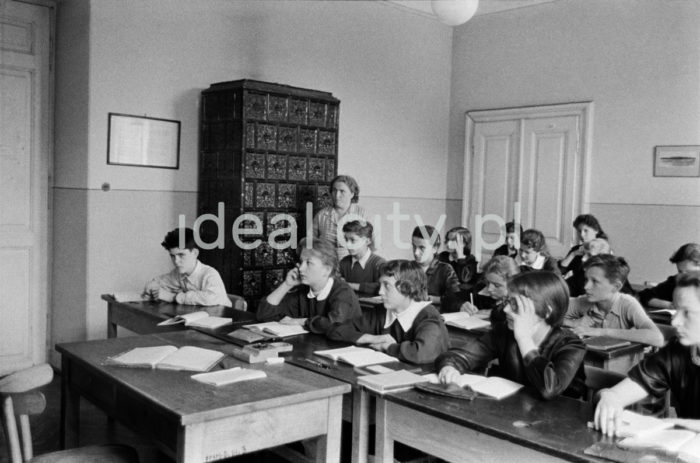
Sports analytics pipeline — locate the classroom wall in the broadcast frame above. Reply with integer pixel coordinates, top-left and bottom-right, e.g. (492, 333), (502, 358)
(52, 0), (452, 345)
(447, 0), (700, 284)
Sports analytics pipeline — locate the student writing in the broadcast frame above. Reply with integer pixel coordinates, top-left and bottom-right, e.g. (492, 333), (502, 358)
(564, 254), (664, 347)
(436, 271), (587, 400)
(142, 227), (231, 307)
(256, 238), (361, 337)
(594, 271), (700, 436)
(459, 256), (520, 331)
(331, 260), (450, 364)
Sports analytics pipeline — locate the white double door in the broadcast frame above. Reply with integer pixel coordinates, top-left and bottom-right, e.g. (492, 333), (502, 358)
(0, 0), (52, 374)
(464, 102), (593, 259)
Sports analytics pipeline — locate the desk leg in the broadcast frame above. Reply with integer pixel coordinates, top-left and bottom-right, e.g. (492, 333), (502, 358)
(374, 397), (394, 463)
(107, 303), (117, 338)
(314, 395), (343, 463)
(59, 359), (80, 449)
(351, 388), (370, 463)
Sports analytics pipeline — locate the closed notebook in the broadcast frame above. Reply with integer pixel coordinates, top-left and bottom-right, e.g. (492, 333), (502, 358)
(158, 311), (232, 329)
(244, 322), (309, 337)
(449, 373), (523, 400)
(108, 345), (225, 372)
(441, 312), (491, 331)
(191, 367), (267, 386)
(357, 369), (430, 393)
(314, 346), (398, 367)
(583, 336), (631, 351)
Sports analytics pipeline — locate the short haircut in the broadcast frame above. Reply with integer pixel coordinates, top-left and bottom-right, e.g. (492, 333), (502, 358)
(161, 228), (196, 251)
(445, 226), (472, 255)
(573, 214), (608, 240)
(298, 238), (339, 277)
(583, 254), (630, 284)
(670, 243), (700, 265)
(482, 255), (520, 279)
(330, 174), (360, 203)
(412, 225), (441, 249)
(583, 238), (610, 255)
(342, 220), (375, 250)
(508, 271), (570, 327)
(676, 271), (700, 293)
(521, 229), (548, 254)
(505, 221), (524, 236)
(381, 260), (428, 302)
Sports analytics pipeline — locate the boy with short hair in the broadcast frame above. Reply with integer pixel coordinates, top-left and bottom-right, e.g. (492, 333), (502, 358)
(564, 254), (663, 347)
(339, 220), (386, 297)
(411, 225), (461, 312)
(331, 260), (450, 364)
(595, 271), (700, 436)
(143, 228), (231, 307)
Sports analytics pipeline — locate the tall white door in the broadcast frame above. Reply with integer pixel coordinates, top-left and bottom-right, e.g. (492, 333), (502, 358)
(464, 103), (593, 261)
(0, 1), (51, 374)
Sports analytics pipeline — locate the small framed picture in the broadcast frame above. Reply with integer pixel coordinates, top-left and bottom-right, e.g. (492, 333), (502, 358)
(107, 113), (180, 169)
(653, 146), (700, 177)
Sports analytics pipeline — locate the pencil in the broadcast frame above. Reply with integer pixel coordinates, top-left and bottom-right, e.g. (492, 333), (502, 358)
(470, 293), (474, 306)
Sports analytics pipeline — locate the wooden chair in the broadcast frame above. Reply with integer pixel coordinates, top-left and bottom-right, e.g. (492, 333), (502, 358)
(1, 364), (139, 463)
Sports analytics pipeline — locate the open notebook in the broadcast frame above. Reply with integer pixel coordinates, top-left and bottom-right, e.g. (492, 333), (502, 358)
(157, 311), (232, 329)
(314, 346), (398, 367)
(107, 345), (225, 372)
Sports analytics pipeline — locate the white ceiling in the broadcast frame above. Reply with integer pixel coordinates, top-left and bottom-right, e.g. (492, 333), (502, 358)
(386, 0), (560, 19)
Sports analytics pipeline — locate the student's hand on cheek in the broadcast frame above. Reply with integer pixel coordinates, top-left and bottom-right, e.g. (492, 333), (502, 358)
(284, 267), (301, 287)
(438, 366), (461, 385)
(511, 295), (540, 342)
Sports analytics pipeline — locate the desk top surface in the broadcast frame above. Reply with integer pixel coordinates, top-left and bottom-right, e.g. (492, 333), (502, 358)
(382, 386), (605, 463)
(56, 330), (350, 426)
(102, 295), (257, 324)
(281, 334), (432, 385)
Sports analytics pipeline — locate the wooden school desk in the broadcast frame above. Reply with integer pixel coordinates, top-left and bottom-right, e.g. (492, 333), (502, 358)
(281, 332), (432, 463)
(102, 294), (256, 338)
(447, 324), (646, 374)
(57, 330), (350, 463)
(373, 387), (605, 463)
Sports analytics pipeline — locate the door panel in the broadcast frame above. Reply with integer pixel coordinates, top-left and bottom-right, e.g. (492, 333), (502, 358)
(469, 120), (519, 246)
(466, 104), (592, 262)
(0, 1), (51, 374)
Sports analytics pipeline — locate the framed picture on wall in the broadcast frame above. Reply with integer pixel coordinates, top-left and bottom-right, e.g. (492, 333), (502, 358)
(107, 113), (181, 169)
(653, 146), (700, 177)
